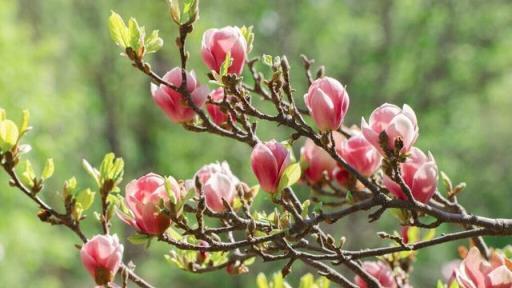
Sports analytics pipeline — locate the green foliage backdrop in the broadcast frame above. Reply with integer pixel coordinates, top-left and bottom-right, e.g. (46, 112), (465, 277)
(1, 0), (512, 287)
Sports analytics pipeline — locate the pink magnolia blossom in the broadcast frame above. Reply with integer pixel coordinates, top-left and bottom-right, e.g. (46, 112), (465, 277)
(304, 77), (350, 131)
(354, 261), (397, 288)
(151, 67), (208, 123)
(80, 234), (123, 285)
(337, 133), (382, 178)
(118, 173), (181, 235)
(201, 26), (247, 75)
(194, 161), (240, 212)
(207, 88), (232, 126)
(383, 147), (438, 204)
(251, 140), (291, 193)
(453, 247), (512, 288)
(300, 139), (337, 184)
(361, 103), (418, 155)
(333, 165), (352, 187)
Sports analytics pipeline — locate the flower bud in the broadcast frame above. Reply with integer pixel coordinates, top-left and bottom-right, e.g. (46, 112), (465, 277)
(383, 147), (438, 204)
(201, 27), (247, 75)
(333, 165), (352, 188)
(354, 261), (396, 288)
(337, 133), (381, 178)
(300, 133), (345, 185)
(304, 77), (349, 131)
(194, 161), (239, 212)
(118, 173), (181, 235)
(251, 140), (291, 193)
(151, 67), (208, 123)
(361, 103), (418, 155)
(80, 234), (123, 286)
(207, 88), (233, 126)
(453, 247), (512, 288)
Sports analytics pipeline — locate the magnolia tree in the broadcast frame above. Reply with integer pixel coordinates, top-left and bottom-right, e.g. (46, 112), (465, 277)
(2, 1), (512, 287)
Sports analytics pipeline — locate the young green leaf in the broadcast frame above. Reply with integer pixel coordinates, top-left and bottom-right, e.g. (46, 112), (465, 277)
(41, 158), (55, 180)
(220, 52), (232, 76)
(0, 119), (19, 152)
(127, 18), (142, 50)
(168, 0), (181, 24)
(21, 160), (35, 188)
(75, 189), (95, 210)
(20, 110), (30, 134)
(299, 274), (314, 288)
(262, 54), (273, 67)
(108, 11), (129, 48)
(145, 30), (164, 54)
(128, 234), (152, 245)
(256, 273), (269, 288)
(277, 162), (302, 192)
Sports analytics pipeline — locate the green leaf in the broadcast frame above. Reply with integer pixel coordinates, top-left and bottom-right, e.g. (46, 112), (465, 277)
(168, 0), (181, 24)
(145, 30), (163, 54)
(239, 26), (254, 53)
(277, 162), (301, 192)
(167, 227), (183, 241)
(128, 234), (151, 245)
(299, 274), (314, 288)
(41, 158), (54, 180)
(243, 257), (256, 266)
(183, 0), (194, 14)
(440, 171), (453, 193)
(64, 177), (78, 196)
(165, 177), (178, 205)
(256, 273), (269, 288)
(21, 160), (35, 188)
(82, 159), (100, 186)
(20, 110), (30, 134)
(100, 153), (115, 179)
(127, 18), (142, 50)
(262, 54), (273, 67)
(301, 200), (310, 218)
(449, 280), (460, 288)
(272, 273), (286, 288)
(422, 228), (436, 241)
(316, 277), (330, 288)
(436, 280), (445, 288)
(0, 119), (19, 151)
(75, 189), (95, 210)
(220, 52), (232, 76)
(108, 11), (129, 48)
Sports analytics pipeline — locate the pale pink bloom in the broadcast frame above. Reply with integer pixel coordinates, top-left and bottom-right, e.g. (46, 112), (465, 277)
(194, 161), (239, 212)
(151, 67), (208, 123)
(80, 234), (123, 285)
(453, 247), (512, 288)
(361, 103), (418, 155)
(207, 88), (232, 126)
(201, 26), (247, 75)
(354, 261), (397, 288)
(304, 77), (350, 131)
(300, 139), (337, 184)
(383, 147), (438, 204)
(117, 173), (181, 235)
(337, 133), (382, 177)
(251, 140), (291, 193)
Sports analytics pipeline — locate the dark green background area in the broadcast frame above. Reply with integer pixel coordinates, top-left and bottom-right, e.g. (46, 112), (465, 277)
(1, 0), (511, 287)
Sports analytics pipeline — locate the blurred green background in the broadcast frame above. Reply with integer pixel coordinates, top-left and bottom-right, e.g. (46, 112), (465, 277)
(1, 0), (512, 287)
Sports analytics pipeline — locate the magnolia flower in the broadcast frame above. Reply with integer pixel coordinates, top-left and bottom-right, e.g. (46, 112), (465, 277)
(117, 173), (181, 235)
(201, 26), (247, 75)
(251, 140), (291, 193)
(206, 88), (234, 126)
(304, 77), (350, 131)
(194, 161), (239, 212)
(362, 103), (418, 155)
(354, 261), (397, 288)
(337, 133), (382, 178)
(452, 247), (512, 288)
(80, 234), (123, 285)
(383, 147), (438, 204)
(151, 67), (208, 123)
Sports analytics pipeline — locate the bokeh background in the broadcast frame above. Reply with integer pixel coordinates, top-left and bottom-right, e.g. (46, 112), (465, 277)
(1, 0), (512, 287)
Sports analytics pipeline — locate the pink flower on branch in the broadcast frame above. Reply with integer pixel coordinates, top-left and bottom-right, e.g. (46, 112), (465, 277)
(383, 147), (438, 204)
(304, 77), (350, 131)
(207, 88), (234, 126)
(361, 103), (418, 156)
(452, 247), (512, 288)
(251, 140), (292, 193)
(201, 26), (247, 75)
(193, 161), (239, 212)
(117, 173), (181, 235)
(151, 67), (208, 123)
(354, 261), (397, 288)
(80, 234), (124, 286)
(337, 133), (382, 178)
